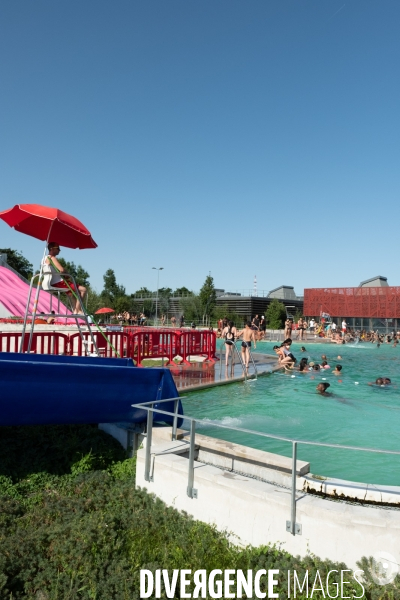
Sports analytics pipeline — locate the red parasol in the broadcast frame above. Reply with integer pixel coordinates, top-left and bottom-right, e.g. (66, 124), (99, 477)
(0, 204), (97, 249)
(95, 307), (115, 314)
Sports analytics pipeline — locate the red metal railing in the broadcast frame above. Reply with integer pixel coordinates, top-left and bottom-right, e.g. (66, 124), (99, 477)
(0, 331), (69, 354)
(69, 331), (129, 358)
(0, 328), (218, 364)
(180, 330), (217, 365)
(130, 329), (181, 366)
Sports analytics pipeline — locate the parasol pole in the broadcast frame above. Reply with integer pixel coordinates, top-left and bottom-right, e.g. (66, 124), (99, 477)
(26, 223), (54, 352)
(20, 243), (48, 353)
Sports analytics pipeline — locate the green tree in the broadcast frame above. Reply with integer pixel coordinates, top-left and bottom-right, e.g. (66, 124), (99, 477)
(213, 305), (243, 327)
(293, 308), (303, 322)
(86, 288), (103, 316)
(179, 295), (203, 323)
(58, 258), (90, 287)
(114, 295), (132, 314)
(0, 248), (33, 279)
(199, 275), (216, 322)
(132, 287), (152, 297)
(266, 299), (287, 329)
(130, 297), (154, 316)
(158, 287), (172, 297)
(173, 286), (193, 297)
(101, 269), (126, 304)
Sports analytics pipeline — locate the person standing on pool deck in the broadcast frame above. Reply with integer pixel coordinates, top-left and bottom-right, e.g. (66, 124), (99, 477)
(221, 320), (238, 366)
(296, 317), (305, 340)
(237, 322), (256, 369)
(284, 318), (293, 339)
(309, 318), (315, 335)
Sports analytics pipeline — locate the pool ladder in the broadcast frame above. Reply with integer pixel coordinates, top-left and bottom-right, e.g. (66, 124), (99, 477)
(219, 341), (258, 381)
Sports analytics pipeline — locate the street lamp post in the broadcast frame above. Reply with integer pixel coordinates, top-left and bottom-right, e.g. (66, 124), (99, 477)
(152, 267), (164, 327)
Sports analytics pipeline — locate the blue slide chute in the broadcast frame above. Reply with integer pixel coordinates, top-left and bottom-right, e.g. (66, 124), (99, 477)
(0, 352), (183, 427)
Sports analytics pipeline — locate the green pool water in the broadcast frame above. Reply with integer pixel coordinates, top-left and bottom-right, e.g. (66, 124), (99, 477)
(182, 341), (400, 486)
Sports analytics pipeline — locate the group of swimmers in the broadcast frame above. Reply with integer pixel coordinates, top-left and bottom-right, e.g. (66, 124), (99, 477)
(273, 343), (395, 397)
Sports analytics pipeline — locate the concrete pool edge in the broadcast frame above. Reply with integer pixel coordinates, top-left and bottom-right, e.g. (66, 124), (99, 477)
(135, 429), (400, 569)
(171, 352), (281, 393)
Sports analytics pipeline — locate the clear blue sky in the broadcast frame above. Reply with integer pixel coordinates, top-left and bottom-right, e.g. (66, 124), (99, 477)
(1, 1), (399, 295)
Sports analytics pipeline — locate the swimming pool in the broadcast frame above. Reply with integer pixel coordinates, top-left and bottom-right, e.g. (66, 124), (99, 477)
(182, 341), (400, 486)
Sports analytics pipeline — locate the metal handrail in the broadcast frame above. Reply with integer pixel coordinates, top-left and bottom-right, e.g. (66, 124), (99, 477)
(133, 400), (400, 538)
(134, 402), (400, 456)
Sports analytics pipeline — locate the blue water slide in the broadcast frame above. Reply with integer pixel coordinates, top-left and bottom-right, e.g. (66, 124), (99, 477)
(0, 352), (183, 427)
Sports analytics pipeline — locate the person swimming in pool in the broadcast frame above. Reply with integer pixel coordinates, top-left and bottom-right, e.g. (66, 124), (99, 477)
(367, 378), (390, 386)
(320, 360), (331, 369)
(332, 364), (342, 375)
(316, 382), (331, 396)
(298, 357), (308, 372)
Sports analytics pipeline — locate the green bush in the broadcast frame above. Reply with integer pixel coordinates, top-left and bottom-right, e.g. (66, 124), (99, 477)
(0, 425), (398, 599)
(266, 299), (287, 329)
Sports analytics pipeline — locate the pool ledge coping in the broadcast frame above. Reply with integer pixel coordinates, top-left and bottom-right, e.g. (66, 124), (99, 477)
(147, 427), (400, 506)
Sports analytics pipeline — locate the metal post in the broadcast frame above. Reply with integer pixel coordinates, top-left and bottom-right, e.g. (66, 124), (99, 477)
(187, 420), (197, 498)
(286, 441), (301, 535)
(172, 398), (179, 440)
(20, 275), (37, 352)
(152, 267), (164, 327)
(291, 441), (297, 534)
(144, 404), (154, 482)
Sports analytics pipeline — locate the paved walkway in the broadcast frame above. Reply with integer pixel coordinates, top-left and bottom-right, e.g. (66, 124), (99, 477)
(168, 352), (279, 392)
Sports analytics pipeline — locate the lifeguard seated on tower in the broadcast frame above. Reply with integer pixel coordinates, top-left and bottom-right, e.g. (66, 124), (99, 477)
(42, 242), (87, 314)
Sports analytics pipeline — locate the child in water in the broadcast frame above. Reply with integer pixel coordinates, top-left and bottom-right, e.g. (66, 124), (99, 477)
(316, 382), (331, 396)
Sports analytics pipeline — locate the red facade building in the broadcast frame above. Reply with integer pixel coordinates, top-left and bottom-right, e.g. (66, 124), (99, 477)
(304, 286), (400, 319)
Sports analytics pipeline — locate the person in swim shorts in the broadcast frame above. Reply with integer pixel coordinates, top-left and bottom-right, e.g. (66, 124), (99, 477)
(237, 321), (256, 369)
(43, 242), (87, 314)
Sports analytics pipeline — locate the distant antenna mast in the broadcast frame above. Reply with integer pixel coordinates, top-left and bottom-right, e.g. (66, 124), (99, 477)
(253, 275), (258, 297)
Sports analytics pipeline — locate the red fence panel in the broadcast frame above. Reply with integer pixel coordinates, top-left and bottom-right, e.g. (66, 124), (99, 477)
(69, 331), (129, 358)
(179, 330), (217, 365)
(129, 330), (181, 366)
(0, 332), (69, 354)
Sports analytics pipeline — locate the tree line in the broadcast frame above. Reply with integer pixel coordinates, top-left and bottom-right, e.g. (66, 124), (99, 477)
(1, 248), (290, 327)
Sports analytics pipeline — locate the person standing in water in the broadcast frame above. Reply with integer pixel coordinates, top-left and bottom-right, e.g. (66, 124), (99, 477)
(237, 321), (256, 369)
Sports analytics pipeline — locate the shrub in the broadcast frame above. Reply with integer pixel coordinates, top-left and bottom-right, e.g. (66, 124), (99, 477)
(0, 425), (398, 599)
